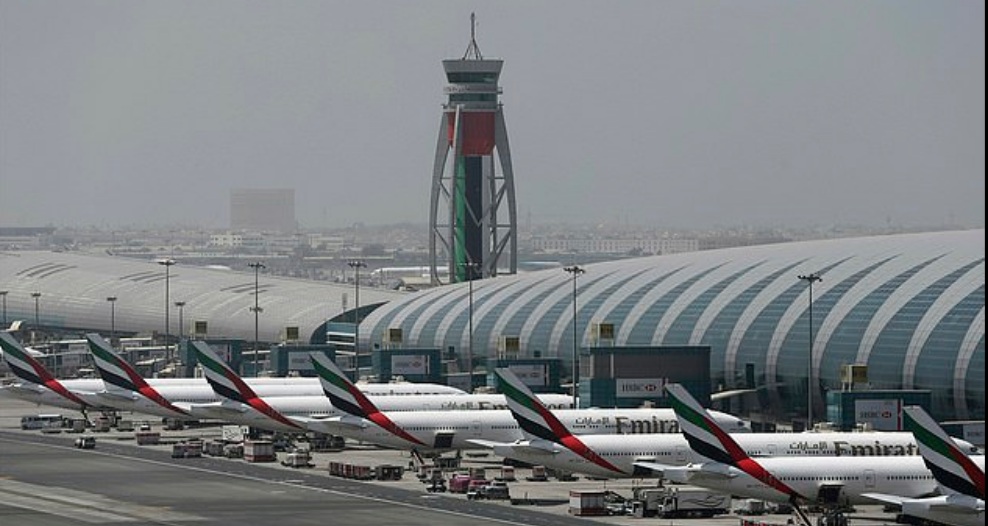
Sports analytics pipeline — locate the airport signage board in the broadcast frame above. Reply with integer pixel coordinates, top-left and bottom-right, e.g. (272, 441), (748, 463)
(391, 354), (430, 375)
(615, 377), (670, 398)
(854, 398), (902, 431)
(288, 352), (314, 372)
(506, 364), (549, 387)
(62, 352), (83, 367)
(961, 423), (985, 446)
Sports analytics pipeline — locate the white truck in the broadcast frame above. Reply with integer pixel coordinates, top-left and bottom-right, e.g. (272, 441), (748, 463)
(633, 485), (730, 519)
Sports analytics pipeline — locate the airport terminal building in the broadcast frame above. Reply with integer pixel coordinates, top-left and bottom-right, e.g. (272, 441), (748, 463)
(359, 229), (984, 423)
(1, 229), (983, 423)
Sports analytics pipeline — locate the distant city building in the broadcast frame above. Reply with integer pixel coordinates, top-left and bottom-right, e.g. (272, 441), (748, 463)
(530, 237), (699, 255)
(230, 189), (296, 232)
(0, 227), (56, 249)
(209, 232), (265, 250)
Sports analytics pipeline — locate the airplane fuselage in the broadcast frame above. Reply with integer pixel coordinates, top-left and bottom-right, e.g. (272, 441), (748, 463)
(16, 377), (472, 418)
(663, 456), (987, 506)
(491, 432), (978, 479)
(186, 392), (575, 432)
(302, 408), (750, 452)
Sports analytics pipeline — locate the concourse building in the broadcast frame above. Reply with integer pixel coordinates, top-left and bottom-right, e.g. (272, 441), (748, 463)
(359, 229), (984, 424)
(1, 228), (983, 425)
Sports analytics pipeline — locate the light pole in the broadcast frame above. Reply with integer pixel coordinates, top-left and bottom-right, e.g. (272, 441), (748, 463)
(248, 261), (265, 377)
(563, 265), (585, 408)
(798, 272), (822, 430)
(348, 259), (366, 380)
(0, 290), (7, 327)
(31, 292), (41, 345)
(158, 259), (176, 369)
(174, 301), (186, 341)
(106, 296), (117, 345)
(460, 261), (480, 390)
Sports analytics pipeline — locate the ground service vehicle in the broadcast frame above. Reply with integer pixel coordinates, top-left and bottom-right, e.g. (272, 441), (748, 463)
(20, 414), (64, 430)
(653, 486), (731, 518)
(74, 436), (96, 449)
(478, 481), (511, 500)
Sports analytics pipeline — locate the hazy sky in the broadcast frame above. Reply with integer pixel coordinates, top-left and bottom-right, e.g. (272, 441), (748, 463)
(1, 1), (984, 231)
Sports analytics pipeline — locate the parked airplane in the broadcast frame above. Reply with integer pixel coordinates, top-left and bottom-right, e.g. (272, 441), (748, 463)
(82, 333), (470, 419)
(302, 353), (751, 452)
(863, 406), (985, 526)
(186, 340), (573, 432)
(1, 332), (325, 413)
(639, 384), (977, 526)
(1, 331), (104, 411)
(471, 368), (976, 479)
(2, 331), (465, 417)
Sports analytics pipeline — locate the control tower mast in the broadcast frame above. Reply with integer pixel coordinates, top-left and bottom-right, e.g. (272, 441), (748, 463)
(429, 14), (517, 285)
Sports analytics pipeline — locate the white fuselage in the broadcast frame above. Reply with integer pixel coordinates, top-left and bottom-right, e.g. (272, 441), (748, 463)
(302, 408), (750, 451)
(5, 377), (466, 417)
(186, 392), (575, 431)
(87, 380), (484, 420)
(663, 455), (987, 506)
(0, 381), (102, 411)
(490, 432), (977, 479)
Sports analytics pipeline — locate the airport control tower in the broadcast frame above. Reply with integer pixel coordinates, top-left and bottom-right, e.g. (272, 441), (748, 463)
(429, 14), (517, 285)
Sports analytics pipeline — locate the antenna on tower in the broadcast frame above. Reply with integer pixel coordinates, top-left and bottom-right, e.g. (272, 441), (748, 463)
(462, 12), (483, 60)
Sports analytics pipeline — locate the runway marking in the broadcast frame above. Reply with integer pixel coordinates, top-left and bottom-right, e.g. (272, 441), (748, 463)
(0, 478), (204, 524)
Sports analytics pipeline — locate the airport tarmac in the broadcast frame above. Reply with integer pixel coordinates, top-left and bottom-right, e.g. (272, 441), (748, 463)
(0, 397), (904, 526)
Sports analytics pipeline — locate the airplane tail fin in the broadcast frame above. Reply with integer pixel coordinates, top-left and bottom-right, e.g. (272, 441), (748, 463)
(86, 333), (147, 392)
(85, 333), (188, 416)
(666, 383), (803, 500)
(666, 383), (748, 466)
(310, 352), (378, 419)
(192, 341), (300, 430)
(190, 341), (256, 404)
(0, 331), (88, 407)
(309, 352), (425, 446)
(903, 406), (985, 500)
(0, 331), (51, 386)
(495, 367), (573, 443)
(496, 367), (625, 475)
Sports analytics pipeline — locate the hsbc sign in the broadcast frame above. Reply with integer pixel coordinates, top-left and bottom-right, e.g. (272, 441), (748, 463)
(392, 354), (430, 375)
(507, 364), (549, 387)
(854, 399), (902, 431)
(616, 378), (670, 398)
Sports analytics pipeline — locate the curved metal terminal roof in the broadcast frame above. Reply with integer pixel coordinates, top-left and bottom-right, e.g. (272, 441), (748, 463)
(0, 251), (407, 344)
(360, 229), (985, 421)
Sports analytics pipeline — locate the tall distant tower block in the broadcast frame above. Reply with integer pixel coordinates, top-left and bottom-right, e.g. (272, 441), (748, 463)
(429, 14), (517, 285)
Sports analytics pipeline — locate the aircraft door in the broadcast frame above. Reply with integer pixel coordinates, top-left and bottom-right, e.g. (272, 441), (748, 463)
(864, 469), (876, 489)
(674, 445), (689, 463)
(471, 419), (482, 437)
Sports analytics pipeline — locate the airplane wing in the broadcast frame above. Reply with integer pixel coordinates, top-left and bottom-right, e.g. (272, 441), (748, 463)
(297, 415), (367, 435)
(467, 439), (503, 449)
(169, 401), (196, 414)
(632, 460), (683, 477)
(183, 402), (250, 420)
(633, 461), (737, 483)
(187, 400), (249, 417)
(467, 438), (560, 456)
(863, 493), (984, 514)
(862, 492), (907, 507)
(929, 495), (984, 513)
(3, 383), (46, 396)
(95, 390), (139, 402)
